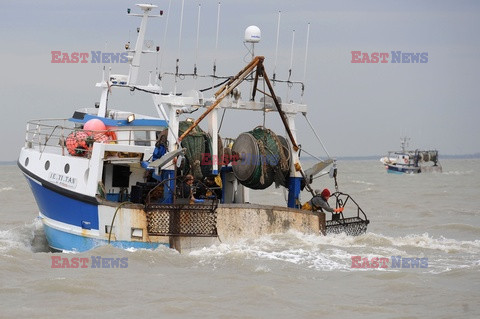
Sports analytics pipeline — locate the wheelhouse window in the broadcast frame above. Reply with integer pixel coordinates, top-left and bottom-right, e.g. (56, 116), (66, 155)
(133, 130), (150, 146)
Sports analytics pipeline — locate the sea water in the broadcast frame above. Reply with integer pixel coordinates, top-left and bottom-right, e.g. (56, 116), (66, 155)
(1, 159), (479, 318)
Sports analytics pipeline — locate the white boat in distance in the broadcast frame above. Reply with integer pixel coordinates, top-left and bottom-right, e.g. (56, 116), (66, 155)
(380, 137), (442, 174)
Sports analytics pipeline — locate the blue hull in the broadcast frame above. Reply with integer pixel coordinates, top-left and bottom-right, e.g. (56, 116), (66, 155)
(22, 170), (166, 252)
(386, 164), (420, 174)
(43, 223), (164, 252)
(386, 169), (404, 175)
(26, 174), (100, 230)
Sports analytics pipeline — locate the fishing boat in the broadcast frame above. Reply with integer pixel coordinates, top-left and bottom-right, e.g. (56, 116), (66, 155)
(17, 4), (369, 252)
(380, 137), (442, 174)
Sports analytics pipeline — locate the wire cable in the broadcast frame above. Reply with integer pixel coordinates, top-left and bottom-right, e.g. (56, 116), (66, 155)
(302, 112), (331, 158)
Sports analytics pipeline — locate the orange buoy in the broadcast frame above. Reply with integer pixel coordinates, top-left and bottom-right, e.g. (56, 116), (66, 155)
(66, 131), (90, 156)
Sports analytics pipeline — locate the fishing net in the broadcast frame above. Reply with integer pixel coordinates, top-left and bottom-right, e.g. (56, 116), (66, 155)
(325, 217), (369, 236)
(234, 127), (290, 189)
(324, 192), (370, 236)
(178, 121), (223, 180)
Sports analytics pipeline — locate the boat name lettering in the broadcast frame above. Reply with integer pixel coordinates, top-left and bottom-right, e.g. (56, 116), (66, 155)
(48, 172), (77, 189)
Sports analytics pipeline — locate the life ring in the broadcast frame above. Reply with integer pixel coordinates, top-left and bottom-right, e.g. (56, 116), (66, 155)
(404, 158), (408, 164)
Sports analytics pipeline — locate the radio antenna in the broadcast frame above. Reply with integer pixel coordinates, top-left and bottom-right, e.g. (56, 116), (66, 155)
(301, 22), (310, 102)
(287, 29), (295, 102)
(174, 0), (185, 95)
(158, 0), (172, 83)
(273, 11), (281, 83)
(194, 3), (201, 81)
(212, 2), (221, 89)
(288, 29), (295, 82)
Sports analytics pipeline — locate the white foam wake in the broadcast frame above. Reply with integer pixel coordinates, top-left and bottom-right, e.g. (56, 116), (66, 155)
(0, 217), (45, 255)
(188, 230), (480, 272)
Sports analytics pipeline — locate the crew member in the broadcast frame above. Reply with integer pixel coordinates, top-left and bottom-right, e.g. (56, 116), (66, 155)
(178, 174), (195, 200)
(302, 188), (343, 213)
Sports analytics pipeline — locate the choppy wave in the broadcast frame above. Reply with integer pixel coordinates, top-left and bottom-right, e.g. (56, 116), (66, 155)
(428, 223), (480, 234)
(2, 218), (479, 274)
(0, 217), (48, 255)
(189, 231), (480, 273)
(442, 170), (474, 176)
(350, 180), (374, 186)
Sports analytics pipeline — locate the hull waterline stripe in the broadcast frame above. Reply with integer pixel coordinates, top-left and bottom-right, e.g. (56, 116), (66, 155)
(43, 223), (164, 252)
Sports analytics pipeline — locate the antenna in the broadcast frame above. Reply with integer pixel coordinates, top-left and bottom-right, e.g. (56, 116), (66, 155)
(273, 11), (281, 83)
(103, 40), (108, 73)
(194, 4), (201, 79)
(126, 4), (160, 86)
(212, 1), (221, 90)
(174, 0), (185, 94)
(301, 22), (310, 102)
(286, 29), (295, 102)
(288, 29), (295, 82)
(158, 0), (172, 83)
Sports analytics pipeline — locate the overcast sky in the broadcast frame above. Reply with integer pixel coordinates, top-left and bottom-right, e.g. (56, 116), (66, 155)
(1, 0), (479, 162)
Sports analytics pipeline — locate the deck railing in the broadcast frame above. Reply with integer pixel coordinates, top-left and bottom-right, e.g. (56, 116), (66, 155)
(24, 119), (161, 158)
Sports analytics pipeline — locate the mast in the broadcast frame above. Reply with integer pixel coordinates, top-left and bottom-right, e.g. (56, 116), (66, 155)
(95, 4), (161, 118)
(400, 136), (410, 153)
(128, 4), (162, 86)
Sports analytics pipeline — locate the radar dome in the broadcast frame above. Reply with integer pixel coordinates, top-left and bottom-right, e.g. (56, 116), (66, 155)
(244, 25), (261, 43)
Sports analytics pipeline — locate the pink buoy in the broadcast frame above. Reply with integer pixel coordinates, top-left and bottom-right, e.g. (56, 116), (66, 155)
(84, 119), (106, 132)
